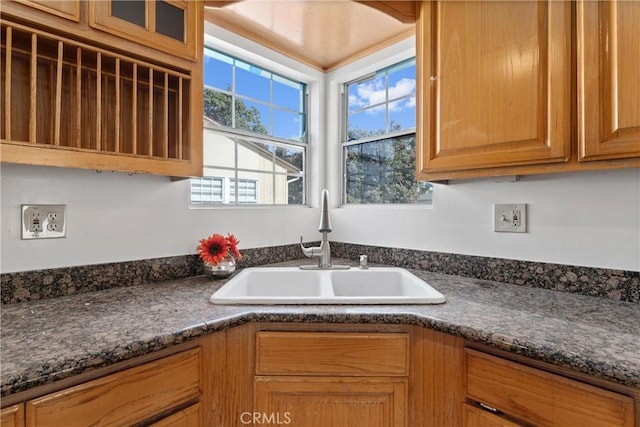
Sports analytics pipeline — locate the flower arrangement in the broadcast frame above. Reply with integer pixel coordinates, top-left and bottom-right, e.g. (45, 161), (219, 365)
(197, 233), (242, 265)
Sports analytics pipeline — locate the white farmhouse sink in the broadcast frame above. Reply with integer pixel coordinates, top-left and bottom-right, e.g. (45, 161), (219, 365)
(209, 267), (445, 305)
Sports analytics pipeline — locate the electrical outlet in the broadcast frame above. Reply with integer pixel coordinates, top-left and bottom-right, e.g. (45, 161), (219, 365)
(494, 203), (527, 233)
(21, 205), (66, 239)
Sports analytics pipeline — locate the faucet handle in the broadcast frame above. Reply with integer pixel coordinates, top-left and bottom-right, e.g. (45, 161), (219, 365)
(300, 235), (318, 258)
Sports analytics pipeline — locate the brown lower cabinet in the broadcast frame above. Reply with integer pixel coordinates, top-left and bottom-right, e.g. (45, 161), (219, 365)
(2, 324), (638, 426)
(0, 404), (25, 427)
(464, 348), (636, 427)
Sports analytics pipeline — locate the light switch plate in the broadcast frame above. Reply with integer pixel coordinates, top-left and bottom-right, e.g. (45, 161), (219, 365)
(21, 205), (66, 239)
(494, 203), (527, 233)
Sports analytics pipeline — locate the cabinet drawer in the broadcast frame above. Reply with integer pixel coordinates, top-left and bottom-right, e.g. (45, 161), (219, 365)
(463, 403), (521, 427)
(26, 348), (201, 427)
(256, 332), (409, 376)
(465, 349), (634, 426)
(151, 402), (201, 427)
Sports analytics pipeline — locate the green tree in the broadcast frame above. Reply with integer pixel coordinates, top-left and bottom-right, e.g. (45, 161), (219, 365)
(203, 88), (267, 135)
(346, 122), (429, 204)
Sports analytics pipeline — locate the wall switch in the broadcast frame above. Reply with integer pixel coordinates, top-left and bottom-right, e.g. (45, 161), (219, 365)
(494, 203), (527, 233)
(21, 205), (66, 239)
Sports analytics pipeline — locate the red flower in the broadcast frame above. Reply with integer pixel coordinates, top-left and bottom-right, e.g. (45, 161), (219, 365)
(197, 233), (242, 264)
(227, 233), (243, 260)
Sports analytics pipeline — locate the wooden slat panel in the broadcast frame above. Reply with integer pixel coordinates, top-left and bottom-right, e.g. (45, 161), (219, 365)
(29, 33), (36, 143)
(164, 72), (169, 158)
(4, 26), (12, 140)
(465, 349), (634, 427)
(178, 76), (183, 159)
(132, 62), (138, 155)
(256, 332), (409, 376)
(53, 40), (63, 146)
(95, 52), (101, 151)
(26, 348), (201, 427)
(0, 17), (200, 177)
(114, 57), (120, 153)
(148, 68), (154, 156)
(75, 46), (81, 148)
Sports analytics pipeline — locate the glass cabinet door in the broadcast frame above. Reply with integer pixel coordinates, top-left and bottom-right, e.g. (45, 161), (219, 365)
(89, 0), (197, 61)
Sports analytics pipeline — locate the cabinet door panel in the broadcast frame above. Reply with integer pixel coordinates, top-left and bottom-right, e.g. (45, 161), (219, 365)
(256, 332), (409, 376)
(417, 1), (571, 174)
(577, 0), (640, 161)
(1, 404), (25, 427)
(465, 349), (634, 427)
(11, 0), (80, 22)
(89, 0), (198, 61)
(255, 376), (407, 427)
(26, 349), (201, 427)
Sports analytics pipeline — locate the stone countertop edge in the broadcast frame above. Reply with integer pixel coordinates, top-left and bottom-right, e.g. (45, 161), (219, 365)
(1, 259), (639, 397)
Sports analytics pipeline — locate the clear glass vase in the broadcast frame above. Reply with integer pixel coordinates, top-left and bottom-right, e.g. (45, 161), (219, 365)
(203, 253), (236, 278)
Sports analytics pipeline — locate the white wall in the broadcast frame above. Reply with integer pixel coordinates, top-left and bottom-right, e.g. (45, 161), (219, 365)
(2, 30), (639, 273)
(330, 169), (640, 270)
(0, 163), (321, 273)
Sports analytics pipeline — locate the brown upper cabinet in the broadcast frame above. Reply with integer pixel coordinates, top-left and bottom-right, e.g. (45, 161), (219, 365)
(11, 0), (81, 22)
(416, 0), (639, 181)
(89, 0), (199, 62)
(577, 0), (640, 162)
(1, 0), (203, 178)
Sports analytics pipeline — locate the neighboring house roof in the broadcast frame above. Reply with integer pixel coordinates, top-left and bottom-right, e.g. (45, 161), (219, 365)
(203, 115), (302, 174)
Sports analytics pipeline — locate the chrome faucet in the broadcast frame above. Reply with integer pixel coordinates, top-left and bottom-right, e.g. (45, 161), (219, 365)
(300, 189), (350, 270)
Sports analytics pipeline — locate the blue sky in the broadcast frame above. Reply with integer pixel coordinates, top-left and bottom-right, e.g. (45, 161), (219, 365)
(204, 48), (416, 142)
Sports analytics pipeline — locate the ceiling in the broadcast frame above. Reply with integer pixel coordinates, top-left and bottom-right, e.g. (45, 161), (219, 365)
(203, 1), (416, 72)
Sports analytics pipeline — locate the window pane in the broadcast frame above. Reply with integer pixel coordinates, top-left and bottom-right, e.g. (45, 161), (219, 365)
(204, 88), (232, 127)
(273, 76), (302, 111)
(348, 107), (386, 141)
(204, 50), (232, 91)
(235, 98), (269, 134)
(190, 177), (223, 204)
(273, 109), (303, 141)
(237, 171), (274, 204)
(235, 62), (270, 101)
(275, 145), (304, 171)
(156, 1), (184, 41)
(203, 129), (235, 169)
(388, 97), (416, 132)
(345, 135), (430, 204)
(237, 139), (273, 172)
(286, 175), (305, 205)
(388, 61), (416, 100)
(112, 0), (145, 28)
(230, 178), (258, 204)
(348, 74), (385, 112)
(199, 49), (307, 206)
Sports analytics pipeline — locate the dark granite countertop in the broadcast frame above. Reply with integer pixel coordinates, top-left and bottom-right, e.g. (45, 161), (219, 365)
(2, 259), (639, 397)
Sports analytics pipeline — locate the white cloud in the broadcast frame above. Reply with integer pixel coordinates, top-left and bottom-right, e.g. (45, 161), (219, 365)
(350, 78), (416, 114)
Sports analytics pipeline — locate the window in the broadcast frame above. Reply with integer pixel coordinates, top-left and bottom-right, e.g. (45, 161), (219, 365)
(342, 58), (432, 204)
(191, 48), (307, 205)
(191, 177), (224, 204)
(230, 179), (257, 204)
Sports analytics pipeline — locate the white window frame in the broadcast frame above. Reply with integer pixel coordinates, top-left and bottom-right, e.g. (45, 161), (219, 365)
(339, 57), (432, 206)
(191, 23), (325, 209)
